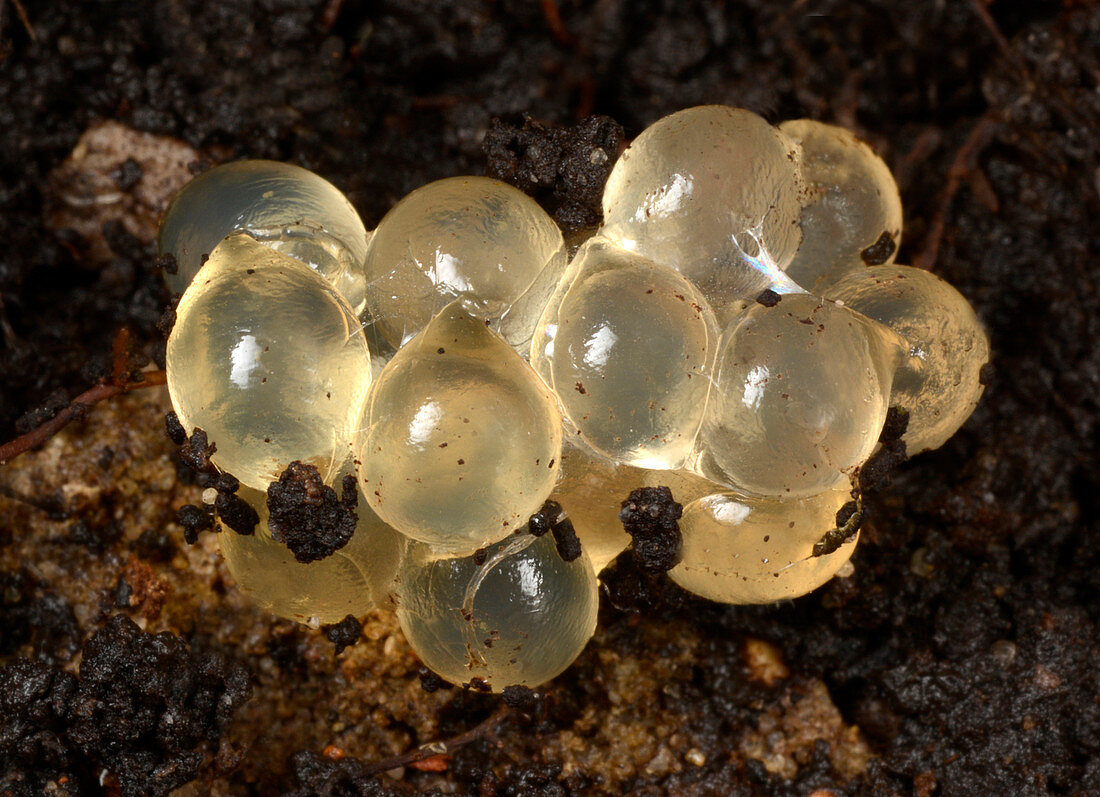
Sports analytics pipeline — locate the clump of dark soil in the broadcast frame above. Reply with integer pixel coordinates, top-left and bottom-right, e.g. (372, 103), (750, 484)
(323, 614), (363, 656)
(618, 486), (683, 575)
(267, 463), (358, 563)
(484, 114), (624, 229)
(0, 615), (251, 797)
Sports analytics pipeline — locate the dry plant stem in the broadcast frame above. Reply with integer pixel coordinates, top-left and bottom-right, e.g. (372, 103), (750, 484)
(0, 371), (167, 465)
(7, 0), (36, 41)
(540, 0), (574, 47)
(914, 112), (1000, 271)
(360, 707), (510, 777)
(318, 0), (344, 34)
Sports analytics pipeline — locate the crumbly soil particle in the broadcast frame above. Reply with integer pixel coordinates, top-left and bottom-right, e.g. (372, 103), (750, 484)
(323, 615), (364, 657)
(266, 463), (357, 563)
(619, 486), (684, 575)
(2, 2), (1099, 795)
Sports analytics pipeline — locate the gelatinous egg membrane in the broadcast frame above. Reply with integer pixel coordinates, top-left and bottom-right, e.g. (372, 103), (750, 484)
(694, 293), (902, 498)
(221, 483), (406, 625)
(396, 532), (598, 689)
(671, 487), (857, 604)
(827, 264), (989, 454)
(779, 119), (902, 293)
(167, 233), (372, 491)
(158, 160), (370, 312)
(363, 176), (566, 352)
(535, 238), (718, 471)
(601, 105), (806, 323)
(357, 303), (562, 555)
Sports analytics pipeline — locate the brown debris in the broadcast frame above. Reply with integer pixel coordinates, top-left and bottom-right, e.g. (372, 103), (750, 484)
(619, 486), (683, 575)
(120, 556), (171, 621)
(266, 463), (357, 563)
(859, 230), (898, 265)
(322, 615), (362, 656)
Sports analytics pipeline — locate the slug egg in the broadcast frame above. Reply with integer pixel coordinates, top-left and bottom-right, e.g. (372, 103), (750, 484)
(396, 531), (598, 690)
(363, 176), (567, 351)
(357, 303), (562, 554)
(552, 437), (646, 572)
(600, 105), (805, 321)
(827, 265), (990, 453)
(167, 233), (372, 490)
(694, 293), (901, 497)
(220, 485), (406, 624)
(671, 487), (858, 604)
(535, 238), (719, 470)
(551, 445), (732, 574)
(779, 119), (903, 292)
(158, 159), (370, 311)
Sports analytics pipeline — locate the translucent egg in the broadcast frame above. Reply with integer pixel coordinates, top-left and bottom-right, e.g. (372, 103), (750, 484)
(357, 302), (562, 554)
(550, 444), (731, 573)
(553, 437), (647, 572)
(827, 265), (990, 453)
(396, 532), (598, 690)
(220, 485), (406, 624)
(536, 238), (719, 470)
(600, 106), (805, 320)
(362, 176), (567, 350)
(670, 487), (857, 604)
(779, 119), (903, 292)
(167, 233), (373, 490)
(158, 160), (371, 311)
(694, 293), (900, 497)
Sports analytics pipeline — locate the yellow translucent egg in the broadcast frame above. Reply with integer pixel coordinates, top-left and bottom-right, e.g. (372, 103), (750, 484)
(695, 293), (900, 497)
(600, 106), (805, 320)
(158, 160), (370, 311)
(362, 176), (567, 350)
(167, 233), (373, 490)
(779, 119), (903, 292)
(220, 485), (406, 624)
(551, 445), (731, 573)
(357, 302), (562, 554)
(552, 437), (647, 572)
(670, 487), (858, 604)
(536, 238), (719, 470)
(827, 265), (990, 453)
(396, 532), (598, 690)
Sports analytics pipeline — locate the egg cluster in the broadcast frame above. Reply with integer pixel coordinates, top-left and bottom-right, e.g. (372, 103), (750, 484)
(161, 106), (989, 690)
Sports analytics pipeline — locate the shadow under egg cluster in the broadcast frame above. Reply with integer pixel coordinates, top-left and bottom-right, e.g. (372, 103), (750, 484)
(160, 106), (990, 691)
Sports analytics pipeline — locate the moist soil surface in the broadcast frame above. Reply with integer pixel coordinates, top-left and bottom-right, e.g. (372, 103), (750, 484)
(2, 2), (1099, 795)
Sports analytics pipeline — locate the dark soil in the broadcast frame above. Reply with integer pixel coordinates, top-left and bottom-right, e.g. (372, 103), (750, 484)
(2, 1), (1099, 795)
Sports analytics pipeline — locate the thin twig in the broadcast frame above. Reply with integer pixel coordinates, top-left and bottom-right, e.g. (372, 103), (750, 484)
(0, 371), (167, 465)
(111, 327), (132, 384)
(969, 0), (1016, 67)
(10, 0), (35, 41)
(914, 113), (1000, 272)
(0, 484), (69, 517)
(318, 0), (344, 35)
(360, 707), (509, 777)
(540, 0), (574, 47)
